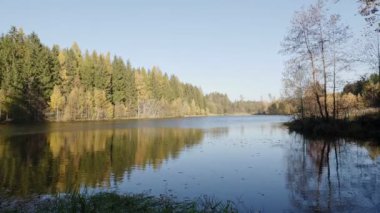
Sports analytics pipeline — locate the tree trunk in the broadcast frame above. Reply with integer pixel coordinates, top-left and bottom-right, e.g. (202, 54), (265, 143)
(333, 75), (336, 120)
(300, 95), (304, 119)
(309, 50), (325, 119)
(315, 90), (325, 119)
(306, 35), (325, 119)
(333, 49), (337, 120)
(113, 104), (115, 119)
(336, 96), (339, 119)
(377, 32), (380, 90)
(321, 39), (330, 121)
(137, 99), (140, 118)
(56, 106), (59, 121)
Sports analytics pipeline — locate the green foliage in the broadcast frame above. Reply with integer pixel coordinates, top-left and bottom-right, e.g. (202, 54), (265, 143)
(206, 92), (232, 114)
(267, 102), (289, 115)
(0, 27), (60, 122)
(111, 57), (128, 104)
(343, 74), (380, 107)
(286, 112), (380, 141)
(0, 27), (281, 122)
(0, 27), (227, 122)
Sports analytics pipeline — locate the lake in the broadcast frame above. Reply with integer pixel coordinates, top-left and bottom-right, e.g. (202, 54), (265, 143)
(0, 116), (379, 212)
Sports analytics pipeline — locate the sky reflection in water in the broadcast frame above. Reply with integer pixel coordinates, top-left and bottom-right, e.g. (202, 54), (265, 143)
(0, 116), (379, 212)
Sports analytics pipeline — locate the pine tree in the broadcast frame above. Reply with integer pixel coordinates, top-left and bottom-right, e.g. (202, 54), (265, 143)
(80, 51), (95, 90)
(112, 57), (127, 104)
(125, 61), (137, 116)
(0, 27), (236, 122)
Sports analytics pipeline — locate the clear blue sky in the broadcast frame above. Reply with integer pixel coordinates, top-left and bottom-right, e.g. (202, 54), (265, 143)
(0, 0), (365, 101)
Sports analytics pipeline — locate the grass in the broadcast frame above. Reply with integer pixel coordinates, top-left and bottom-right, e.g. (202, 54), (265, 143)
(285, 112), (380, 141)
(0, 192), (239, 213)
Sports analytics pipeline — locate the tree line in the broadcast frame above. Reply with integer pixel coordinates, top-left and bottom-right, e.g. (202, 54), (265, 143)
(0, 27), (291, 122)
(0, 27), (214, 122)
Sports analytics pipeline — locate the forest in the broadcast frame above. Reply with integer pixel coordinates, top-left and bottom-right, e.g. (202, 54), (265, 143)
(2, 1), (379, 124)
(1, 1), (380, 212)
(0, 27), (292, 122)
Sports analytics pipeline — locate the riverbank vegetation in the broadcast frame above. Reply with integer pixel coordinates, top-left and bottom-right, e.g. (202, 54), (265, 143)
(281, 0), (380, 140)
(286, 112), (380, 140)
(0, 192), (237, 213)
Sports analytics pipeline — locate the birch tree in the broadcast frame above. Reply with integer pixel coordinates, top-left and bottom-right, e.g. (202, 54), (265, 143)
(281, 1), (351, 120)
(280, 2), (325, 119)
(50, 86), (65, 121)
(283, 59), (309, 119)
(326, 14), (351, 119)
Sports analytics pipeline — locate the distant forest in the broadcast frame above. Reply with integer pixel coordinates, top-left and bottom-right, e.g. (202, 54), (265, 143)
(0, 27), (292, 122)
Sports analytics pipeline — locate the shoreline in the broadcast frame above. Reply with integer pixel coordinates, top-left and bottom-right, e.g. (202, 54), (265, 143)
(0, 113), (289, 125)
(285, 113), (380, 141)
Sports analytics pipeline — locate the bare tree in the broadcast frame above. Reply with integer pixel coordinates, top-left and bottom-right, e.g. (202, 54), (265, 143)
(280, 3), (325, 119)
(360, 27), (380, 78)
(357, 0), (380, 79)
(281, 1), (352, 120)
(333, 0), (379, 27)
(358, 0), (380, 28)
(326, 15), (352, 119)
(314, 2), (331, 120)
(283, 58), (310, 119)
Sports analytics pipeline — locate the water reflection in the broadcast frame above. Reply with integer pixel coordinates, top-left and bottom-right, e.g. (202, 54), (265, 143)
(0, 127), (205, 196)
(0, 116), (379, 212)
(205, 127), (229, 138)
(286, 134), (380, 212)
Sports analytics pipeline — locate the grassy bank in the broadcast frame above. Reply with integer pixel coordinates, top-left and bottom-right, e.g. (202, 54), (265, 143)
(285, 113), (380, 141)
(0, 192), (238, 213)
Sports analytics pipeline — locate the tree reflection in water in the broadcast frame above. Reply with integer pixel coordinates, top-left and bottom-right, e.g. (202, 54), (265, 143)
(286, 134), (380, 212)
(0, 127), (206, 196)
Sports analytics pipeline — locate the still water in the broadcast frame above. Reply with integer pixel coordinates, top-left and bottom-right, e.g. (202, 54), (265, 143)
(0, 116), (379, 212)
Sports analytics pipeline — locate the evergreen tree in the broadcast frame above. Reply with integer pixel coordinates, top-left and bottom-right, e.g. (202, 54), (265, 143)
(0, 27), (264, 122)
(80, 51), (95, 90)
(112, 56), (127, 104)
(125, 61), (137, 116)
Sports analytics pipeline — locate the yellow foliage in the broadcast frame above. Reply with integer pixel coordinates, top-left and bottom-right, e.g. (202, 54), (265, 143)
(50, 86), (65, 111)
(94, 89), (110, 119)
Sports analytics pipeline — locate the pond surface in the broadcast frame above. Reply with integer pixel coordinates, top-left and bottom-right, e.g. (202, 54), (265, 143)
(0, 116), (380, 212)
